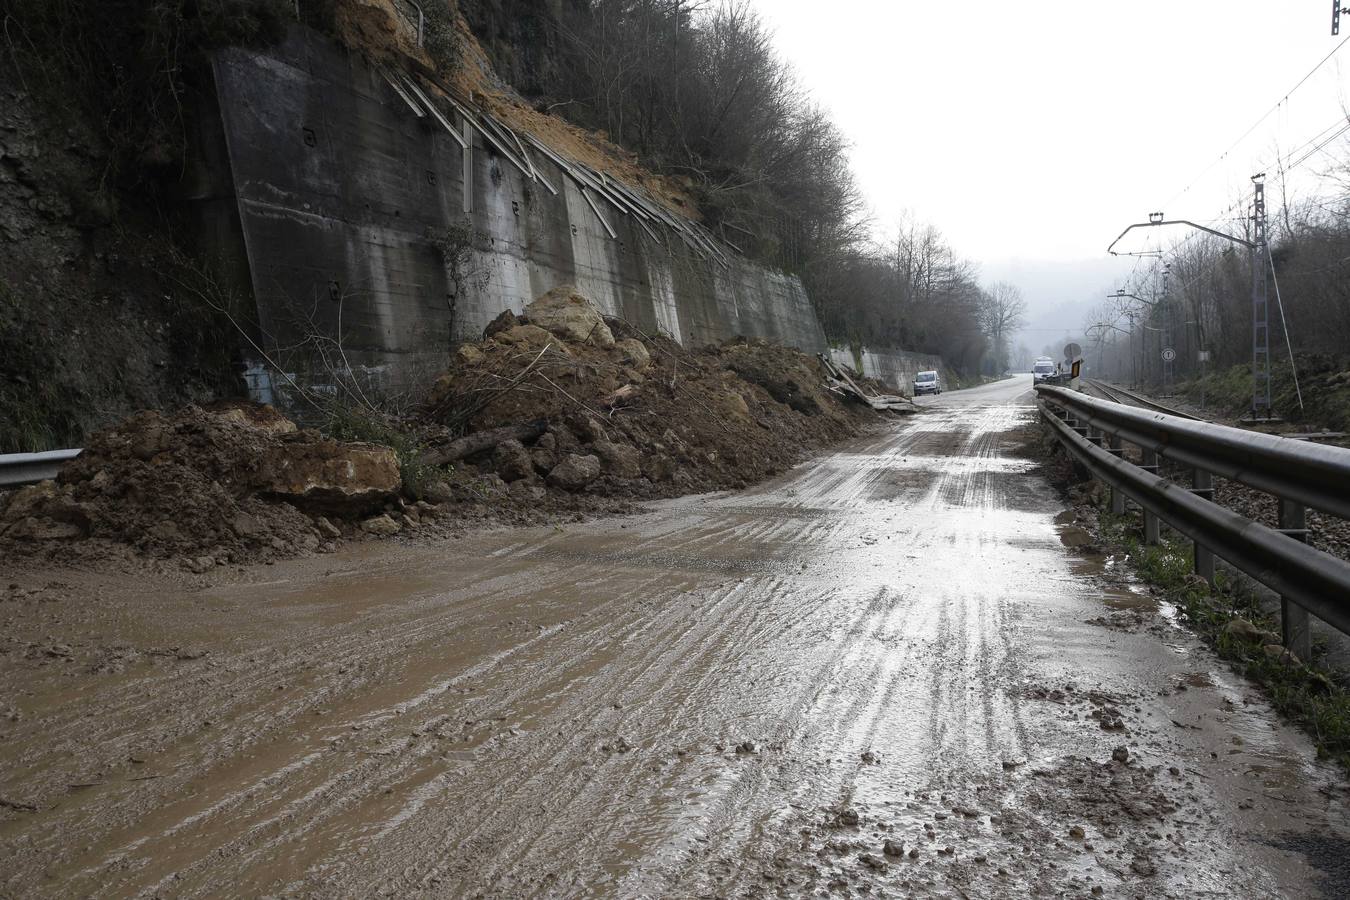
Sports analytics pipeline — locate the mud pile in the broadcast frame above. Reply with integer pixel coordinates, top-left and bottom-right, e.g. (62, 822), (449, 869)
(0, 403), (402, 565)
(422, 286), (885, 501)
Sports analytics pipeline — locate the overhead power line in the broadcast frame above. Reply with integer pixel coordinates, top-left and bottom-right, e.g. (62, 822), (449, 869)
(1161, 33), (1350, 209)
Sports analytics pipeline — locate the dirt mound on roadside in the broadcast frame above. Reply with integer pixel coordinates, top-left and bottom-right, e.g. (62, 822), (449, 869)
(422, 287), (888, 500)
(0, 403), (402, 566)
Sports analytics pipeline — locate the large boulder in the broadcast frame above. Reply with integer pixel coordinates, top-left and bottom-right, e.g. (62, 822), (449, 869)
(258, 436), (401, 515)
(524, 286), (615, 348)
(547, 453), (603, 491)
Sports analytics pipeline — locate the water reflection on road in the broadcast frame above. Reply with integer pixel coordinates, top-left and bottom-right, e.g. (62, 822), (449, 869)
(3, 377), (1349, 897)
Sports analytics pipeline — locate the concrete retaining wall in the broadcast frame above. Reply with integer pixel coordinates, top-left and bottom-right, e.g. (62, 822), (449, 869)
(828, 348), (946, 396)
(208, 28), (828, 403)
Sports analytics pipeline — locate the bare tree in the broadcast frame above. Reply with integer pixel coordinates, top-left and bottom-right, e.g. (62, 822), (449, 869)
(978, 282), (1027, 374)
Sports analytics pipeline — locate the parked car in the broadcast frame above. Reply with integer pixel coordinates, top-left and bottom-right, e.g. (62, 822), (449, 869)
(913, 370), (941, 395)
(1032, 357), (1056, 384)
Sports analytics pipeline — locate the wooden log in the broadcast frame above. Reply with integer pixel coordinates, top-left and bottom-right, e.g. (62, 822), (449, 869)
(420, 421), (548, 468)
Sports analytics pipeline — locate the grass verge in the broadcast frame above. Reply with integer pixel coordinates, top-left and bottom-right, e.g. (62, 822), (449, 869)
(1091, 506), (1350, 772)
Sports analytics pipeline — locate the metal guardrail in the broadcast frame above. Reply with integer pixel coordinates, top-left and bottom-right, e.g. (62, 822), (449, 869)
(1036, 384), (1350, 659)
(0, 449), (81, 488)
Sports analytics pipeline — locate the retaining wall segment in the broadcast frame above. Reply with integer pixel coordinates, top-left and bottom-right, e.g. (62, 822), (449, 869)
(208, 27), (829, 404)
(828, 348), (946, 396)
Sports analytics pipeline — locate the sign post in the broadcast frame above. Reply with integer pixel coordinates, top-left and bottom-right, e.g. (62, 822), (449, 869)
(1065, 342), (1084, 391)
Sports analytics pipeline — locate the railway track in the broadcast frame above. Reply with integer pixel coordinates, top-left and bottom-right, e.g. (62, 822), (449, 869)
(1084, 379), (1201, 420)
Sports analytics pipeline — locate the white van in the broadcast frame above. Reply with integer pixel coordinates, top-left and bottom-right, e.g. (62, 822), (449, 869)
(913, 370), (941, 395)
(1032, 358), (1056, 384)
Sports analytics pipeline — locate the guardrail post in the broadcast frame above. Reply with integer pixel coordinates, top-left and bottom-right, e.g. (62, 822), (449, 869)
(1106, 435), (1126, 515)
(1140, 448), (1160, 544)
(1192, 468), (1215, 584)
(1278, 499), (1312, 661)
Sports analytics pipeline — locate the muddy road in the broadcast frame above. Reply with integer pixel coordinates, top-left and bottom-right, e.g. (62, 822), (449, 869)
(3, 376), (1349, 897)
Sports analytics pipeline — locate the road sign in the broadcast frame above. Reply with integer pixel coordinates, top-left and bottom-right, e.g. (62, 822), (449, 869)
(1064, 342), (1082, 361)
(1162, 348), (1177, 362)
(1198, 350), (1211, 363)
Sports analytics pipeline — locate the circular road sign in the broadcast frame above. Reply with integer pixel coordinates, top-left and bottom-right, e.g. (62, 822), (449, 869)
(1161, 348), (1177, 362)
(1064, 342), (1082, 361)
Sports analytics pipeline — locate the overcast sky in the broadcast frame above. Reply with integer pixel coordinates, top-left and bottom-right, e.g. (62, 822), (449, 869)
(749, 1), (1349, 343)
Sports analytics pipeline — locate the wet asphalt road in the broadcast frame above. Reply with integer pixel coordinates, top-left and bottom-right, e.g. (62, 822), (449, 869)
(3, 376), (1350, 897)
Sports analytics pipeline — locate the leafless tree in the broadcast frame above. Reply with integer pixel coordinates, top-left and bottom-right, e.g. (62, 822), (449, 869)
(978, 282), (1027, 373)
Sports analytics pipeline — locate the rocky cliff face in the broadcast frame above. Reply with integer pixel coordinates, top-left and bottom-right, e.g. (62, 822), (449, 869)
(0, 57), (242, 453)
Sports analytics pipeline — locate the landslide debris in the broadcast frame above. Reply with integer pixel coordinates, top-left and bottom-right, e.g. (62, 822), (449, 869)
(0, 402), (401, 565)
(421, 285), (886, 500)
(1, 288), (897, 569)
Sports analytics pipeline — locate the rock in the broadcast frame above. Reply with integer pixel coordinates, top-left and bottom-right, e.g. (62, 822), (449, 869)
(839, 808), (860, 827)
(420, 479), (455, 505)
(861, 750), (881, 764)
(1112, 745), (1130, 764)
(493, 439), (535, 482)
(530, 448), (557, 474)
(360, 514), (402, 536)
(492, 323), (559, 351)
(858, 852), (886, 871)
(717, 389), (752, 421)
(523, 285), (615, 347)
(591, 441), (642, 479)
(455, 343), (485, 366)
(1068, 825), (1085, 840)
(231, 511), (263, 538)
(259, 440), (400, 516)
(547, 454), (602, 491)
(482, 308), (518, 339)
(614, 337), (651, 371)
(882, 839), (905, 857)
(1130, 855), (1156, 877)
(1262, 643), (1303, 667)
(570, 415), (608, 445)
(313, 516), (342, 540)
(548, 424), (581, 454)
(535, 432), (557, 453)
(2, 480), (57, 521)
(187, 556), (215, 574)
(642, 453), (676, 483)
(1222, 618), (1265, 643)
(602, 736), (633, 753)
(400, 514), (418, 530)
(736, 740), (758, 754)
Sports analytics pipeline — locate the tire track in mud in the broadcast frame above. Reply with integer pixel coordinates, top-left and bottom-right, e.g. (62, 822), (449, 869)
(10, 381), (1343, 898)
